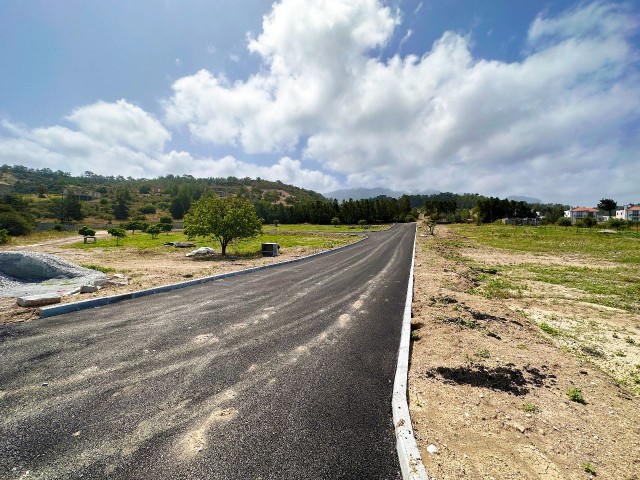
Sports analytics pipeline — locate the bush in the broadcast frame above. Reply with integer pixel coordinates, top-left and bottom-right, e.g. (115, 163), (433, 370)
(0, 229), (10, 245)
(78, 225), (96, 237)
(51, 224), (64, 231)
(0, 211), (33, 236)
(159, 215), (173, 224)
(139, 204), (156, 214)
(557, 217), (572, 228)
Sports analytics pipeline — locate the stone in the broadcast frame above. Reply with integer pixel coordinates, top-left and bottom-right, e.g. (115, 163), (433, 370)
(80, 285), (99, 293)
(16, 293), (61, 307)
(426, 444), (438, 454)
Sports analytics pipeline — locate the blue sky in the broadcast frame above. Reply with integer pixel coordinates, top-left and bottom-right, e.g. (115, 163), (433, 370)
(1, 0), (638, 205)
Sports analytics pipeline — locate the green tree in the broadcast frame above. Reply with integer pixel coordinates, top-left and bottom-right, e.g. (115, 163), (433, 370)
(107, 227), (126, 245)
(169, 184), (193, 219)
(112, 187), (132, 220)
(124, 220), (148, 235)
(597, 198), (617, 218)
(145, 224), (162, 239)
(183, 195), (262, 255)
(159, 222), (173, 235)
(331, 216), (340, 227)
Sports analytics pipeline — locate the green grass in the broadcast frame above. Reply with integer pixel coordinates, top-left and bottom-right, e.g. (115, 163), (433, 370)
(65, 230), (356, 256)
(539, 322), (560, 336)
(522, 402), (538, 413)
(450, 224), (640, 264)
(80, 264), (116, 273)
(447, 224), (640, 313)
(476, 277), (523, 299)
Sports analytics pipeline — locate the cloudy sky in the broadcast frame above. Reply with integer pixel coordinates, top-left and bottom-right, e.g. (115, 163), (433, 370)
(1, 0), (638, 205)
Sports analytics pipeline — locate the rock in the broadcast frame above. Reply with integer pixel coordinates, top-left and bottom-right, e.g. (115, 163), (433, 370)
(513, 422), (526, 433)
(80, 285), (99, 294)
(93, 278), (110, 287)
(186, 247), (216, 257)
(426, 444), (438, 454)
(16, 293), (61, 307)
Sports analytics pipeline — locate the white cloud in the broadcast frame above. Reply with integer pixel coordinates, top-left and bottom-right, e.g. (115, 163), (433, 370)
(162, 0), (640, 203)
(0, 100), (339, 192)
(66, 100), (171, 153)
(163, 154), (341, 192)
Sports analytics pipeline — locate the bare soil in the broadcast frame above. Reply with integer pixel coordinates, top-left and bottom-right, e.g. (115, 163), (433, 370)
(409, 224), (640, 479)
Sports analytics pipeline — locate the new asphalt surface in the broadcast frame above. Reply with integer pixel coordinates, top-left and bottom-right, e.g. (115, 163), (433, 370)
(0, 223), (416, 479)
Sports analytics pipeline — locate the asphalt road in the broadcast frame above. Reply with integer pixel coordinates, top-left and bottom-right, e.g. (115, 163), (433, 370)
(0, 223), (416, 479)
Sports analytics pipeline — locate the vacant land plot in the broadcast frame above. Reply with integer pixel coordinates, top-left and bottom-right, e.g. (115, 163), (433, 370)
(409, 223), (639, 479)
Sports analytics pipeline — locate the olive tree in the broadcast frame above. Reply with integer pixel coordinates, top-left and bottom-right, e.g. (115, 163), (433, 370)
(107, 227), (126, 245)
(183, 195), (262, 255)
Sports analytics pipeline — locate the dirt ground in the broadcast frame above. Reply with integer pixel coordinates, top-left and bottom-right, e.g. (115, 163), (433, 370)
(3, 226), (639, 478)
(409, 224), (640, 479)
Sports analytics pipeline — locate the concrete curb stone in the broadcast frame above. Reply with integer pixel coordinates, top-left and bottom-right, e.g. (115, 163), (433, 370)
(392, 226), (429, 479)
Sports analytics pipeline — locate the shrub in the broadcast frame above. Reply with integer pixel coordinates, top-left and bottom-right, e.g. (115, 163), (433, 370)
(78, 225), (96, 237)
(139, 204), (156, 214)
(0, 229), (10, 245)
(159, 215), (173, 224)
(51, 224), (64, 231)
(0, 211), (33, 236)
(568, 387), (585, 404)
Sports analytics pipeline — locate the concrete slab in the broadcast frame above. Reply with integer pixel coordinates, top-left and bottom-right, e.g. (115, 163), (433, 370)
(17, 293), (62, 307)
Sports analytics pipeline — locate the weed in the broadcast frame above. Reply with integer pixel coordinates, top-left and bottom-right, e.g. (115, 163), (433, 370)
(410, 331), (421, 341)
(475, 348), (490, 359)
(516, 344), (528, 350)
(445, 316), (477, 329)
(522, 402), (538, 413)
(583, 462), (596, 475)
(481, 278), (523, 299)
(625, 336), (637, 346)
(539, 322), (560, 336)
(568, 387), (586, 404)
(614, 350), (627, 357)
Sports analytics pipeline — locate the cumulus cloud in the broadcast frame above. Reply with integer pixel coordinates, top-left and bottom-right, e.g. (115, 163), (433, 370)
(0, 99), (339, 192)
(162, 0), (640, 203)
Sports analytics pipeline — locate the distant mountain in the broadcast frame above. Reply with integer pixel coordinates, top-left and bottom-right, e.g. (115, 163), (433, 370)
(507, 195), (542, 204)
(325, 187), (438, 202)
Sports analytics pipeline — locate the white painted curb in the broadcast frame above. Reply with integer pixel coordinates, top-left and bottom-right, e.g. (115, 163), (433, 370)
(40, 235), (367, 318)
(393, 226), (429, 479)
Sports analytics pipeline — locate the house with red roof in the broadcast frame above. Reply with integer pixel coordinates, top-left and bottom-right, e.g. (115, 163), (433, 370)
(616, 205), (640, 222)
(564, 206), (599, 224)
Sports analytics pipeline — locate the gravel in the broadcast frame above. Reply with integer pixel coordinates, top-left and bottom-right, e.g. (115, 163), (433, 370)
(0, 251), (108, 298)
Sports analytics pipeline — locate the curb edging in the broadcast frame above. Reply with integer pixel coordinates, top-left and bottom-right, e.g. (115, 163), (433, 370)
(393, 227), (429, 479)
(39, 235), (367, 318)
